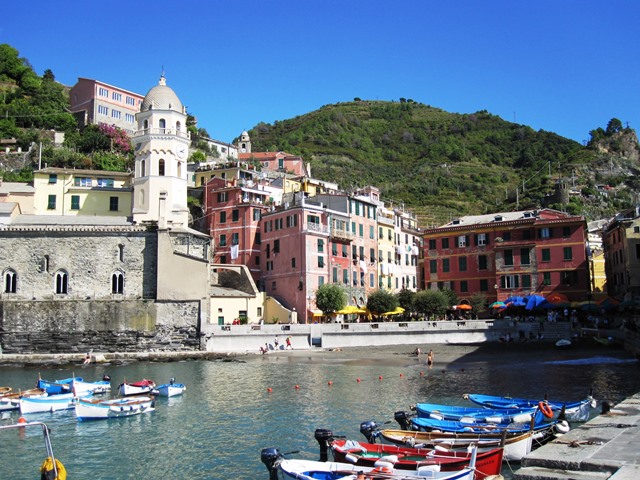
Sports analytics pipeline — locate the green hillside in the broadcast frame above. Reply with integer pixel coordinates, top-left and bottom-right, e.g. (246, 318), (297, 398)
(245, 100), (638, 225)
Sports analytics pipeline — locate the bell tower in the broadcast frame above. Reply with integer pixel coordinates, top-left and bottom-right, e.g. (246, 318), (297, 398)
(132, 75), (190, 229)
(238, 130), (251, 153)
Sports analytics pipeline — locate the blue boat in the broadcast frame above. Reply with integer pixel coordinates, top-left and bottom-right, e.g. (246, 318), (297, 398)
(36, 376), (82, 395)
(414, 402), (537, 423)
(463, 393), (596, 422)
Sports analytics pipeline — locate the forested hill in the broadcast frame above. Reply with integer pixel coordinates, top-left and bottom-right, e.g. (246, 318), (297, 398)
(245, 100), (639, 226)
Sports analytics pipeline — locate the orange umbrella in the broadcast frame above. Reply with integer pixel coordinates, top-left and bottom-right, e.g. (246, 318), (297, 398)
(456, 304), (473, 310)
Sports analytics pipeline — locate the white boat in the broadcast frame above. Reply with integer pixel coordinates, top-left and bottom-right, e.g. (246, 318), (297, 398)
(75, 395), (155, 420)
(0, 388), (46, 412)
(261, 446), (478, 480)
(118, 379), (156, 396)
(72, 378), (111, 396)
(156, 379), (186, 397)
(19, 392), (80, 414)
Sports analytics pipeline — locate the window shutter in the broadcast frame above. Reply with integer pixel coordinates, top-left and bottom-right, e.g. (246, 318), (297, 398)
(474, 234), (478, 246)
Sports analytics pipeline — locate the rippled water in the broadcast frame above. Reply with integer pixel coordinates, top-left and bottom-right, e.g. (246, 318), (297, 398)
(1, 343), (638, 479)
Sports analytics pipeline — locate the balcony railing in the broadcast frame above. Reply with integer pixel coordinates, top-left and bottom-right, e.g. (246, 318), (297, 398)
(132, 128), (190, 140)
(331, 228), (354, 241)
(306, 223), (329, 234)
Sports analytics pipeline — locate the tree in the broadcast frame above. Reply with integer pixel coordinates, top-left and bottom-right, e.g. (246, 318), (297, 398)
(315, 284), (346, 315)
(366, 290), (399, 319)
(469, 292), (488, 314)
(414, 290), (448, 317)
(441, 288), (458, 308)
(606, 118), (623, 136)
(396, 288), (415, 313)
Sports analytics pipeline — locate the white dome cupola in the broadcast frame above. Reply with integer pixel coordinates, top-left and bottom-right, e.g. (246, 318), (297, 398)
(132, 74), (190, 229)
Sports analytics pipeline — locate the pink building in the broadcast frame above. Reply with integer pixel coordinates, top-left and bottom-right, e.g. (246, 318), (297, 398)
(238, 151), (307, 177)
(69, 78), (143, 135)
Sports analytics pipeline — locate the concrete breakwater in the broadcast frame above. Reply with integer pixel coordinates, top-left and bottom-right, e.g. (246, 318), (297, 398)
(514, 392), (640, 480)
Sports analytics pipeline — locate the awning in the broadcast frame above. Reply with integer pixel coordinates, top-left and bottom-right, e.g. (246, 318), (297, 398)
(382, 307), (405, 316)
(308, 309), (324, 317)
(336, 305), (368, 315)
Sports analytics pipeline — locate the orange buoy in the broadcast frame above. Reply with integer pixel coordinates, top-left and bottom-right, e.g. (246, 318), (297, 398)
(400, 373), (404, 377)
(267, 387), (273, 393)
(379, 375), (383, 381)
(420, 371), (424, 376)
(356, 378), (361, 383)
(294, 385), (300, 390)
(538, 401), (554, 418)
(18, 416), (27, 425)
(328, 381), (333, 386)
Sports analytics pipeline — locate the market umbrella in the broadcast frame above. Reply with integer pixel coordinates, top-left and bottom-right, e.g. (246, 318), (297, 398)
(456, 304), (473, 310)
(382, 306), (405, 316)
(490, 301), (506, 309)
(505, 296), (526, 307)
(525, 294), (549, 311)
(336, 305), (368, 315)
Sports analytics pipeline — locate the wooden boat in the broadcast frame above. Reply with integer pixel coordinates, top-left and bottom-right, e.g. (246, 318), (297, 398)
(0, 387), (11, 396)
(366, 426), (544, 462)
(72, 378), (111, 396)
(0, 388), (46, 412)
(19, 392), (80, 414)
(156, 378), (186, 397)
(414, 402), (536, 423)
(36, 376), (81, 395)
(410, 410), (559, 435)
(118, 379), (157, 397)
(75, 395), (155, 420)
(330, 439), (503, 478)
(261, 446), (478, 480)
(464, 393), (596, 422)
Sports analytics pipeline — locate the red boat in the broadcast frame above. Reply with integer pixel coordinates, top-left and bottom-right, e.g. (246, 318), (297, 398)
(330, 438), (503, 479)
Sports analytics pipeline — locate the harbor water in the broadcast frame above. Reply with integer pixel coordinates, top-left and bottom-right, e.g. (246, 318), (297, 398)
(1, 342), (639, 479)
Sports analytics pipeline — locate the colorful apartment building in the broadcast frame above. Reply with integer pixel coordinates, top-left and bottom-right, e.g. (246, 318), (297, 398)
(238, 151), (307, 177)
(422, 209), (589, 303)
(33, 168), (132, 216)
(394, 207), (421, 291)
(69, 78), (143, 135)
(603, 207), (640, 301)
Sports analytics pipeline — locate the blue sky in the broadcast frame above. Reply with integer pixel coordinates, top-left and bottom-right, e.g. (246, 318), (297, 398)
(2, 1), (639, 145)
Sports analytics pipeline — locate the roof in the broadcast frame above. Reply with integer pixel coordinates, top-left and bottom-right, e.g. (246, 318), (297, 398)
(35, 168), (131, 178)
(210, 286), (255, 298)
(437, 208), (582, 230)
(140, 75), (183, 112)
(7, 214), (134, 227)
(0, 182), (35, 194)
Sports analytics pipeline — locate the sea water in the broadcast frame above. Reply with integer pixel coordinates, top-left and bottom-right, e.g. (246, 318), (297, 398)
(0, 343), (638, 479)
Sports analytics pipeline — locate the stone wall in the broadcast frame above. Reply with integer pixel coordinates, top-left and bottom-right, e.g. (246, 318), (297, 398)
(0, 299), (202, 354)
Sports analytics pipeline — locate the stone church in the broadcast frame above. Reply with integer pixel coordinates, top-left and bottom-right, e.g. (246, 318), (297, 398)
(0, 76), (212, 354)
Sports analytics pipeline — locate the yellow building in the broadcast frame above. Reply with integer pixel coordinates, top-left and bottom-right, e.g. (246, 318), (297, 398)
(33, 168), (132, 216)
(590, 249), (607, 294)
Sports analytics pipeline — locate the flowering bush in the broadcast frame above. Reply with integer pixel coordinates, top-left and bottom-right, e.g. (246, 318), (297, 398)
(98, 123), (133, 155)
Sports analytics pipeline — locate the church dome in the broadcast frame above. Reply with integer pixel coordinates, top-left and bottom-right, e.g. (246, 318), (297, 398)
(140, 75), (183, 112)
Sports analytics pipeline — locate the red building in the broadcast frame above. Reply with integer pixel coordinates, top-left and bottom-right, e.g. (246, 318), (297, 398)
(204, 177), (270, 281)
(422, 209), (590, 303)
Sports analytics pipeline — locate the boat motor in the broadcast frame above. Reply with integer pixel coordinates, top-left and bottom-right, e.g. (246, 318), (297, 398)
(314, 428), (334, 462)
(260, 448), (282, 480)
(394, 410), (412, 430)
(359, 420), (380, 443)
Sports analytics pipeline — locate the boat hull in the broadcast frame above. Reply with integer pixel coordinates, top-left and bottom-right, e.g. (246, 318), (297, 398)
(465, 393), (595, 422)
(156, 383), (186, 397)
(72, 379), (111, 396)
(75, 396), (155, 420)
(19, 393), (77, 414)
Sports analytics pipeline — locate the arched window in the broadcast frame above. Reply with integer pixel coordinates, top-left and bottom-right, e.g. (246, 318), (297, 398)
(143, 119), (149, 130)
(177, 162), (182, 178)
(55, 270), (68, 294)
(159, 118), (166, 133)
(139, 188), (145, 206)
(4, 269), (17, 294)
(112, 271), (124, 294)
(159, 159), (165, 176)
(176, 121), (181, 132)
(140, 159), (146, 176)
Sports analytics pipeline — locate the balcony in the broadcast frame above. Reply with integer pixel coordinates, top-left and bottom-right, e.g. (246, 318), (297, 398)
(331, 228), (354, 242)
(378, 215), (394, 226)
(305, 223), (329, 235)
(132, 128), (190, 140)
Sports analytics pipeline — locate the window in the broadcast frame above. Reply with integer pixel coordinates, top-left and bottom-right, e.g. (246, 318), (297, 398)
(343, 269), (349, 285)
(220, 256), (227, 264)
(253, 209), (261, 221)
(543, 272), (551, 285)
(370, 273), (375, 288)
(503, 249), (514, 266)
(126, 96), (136, 106)
(359, 224), (364, 237)
(460, 280), (468, 292)
(523, 229), (532, 240)
(55, 270), (68, 294)
(232, 209), (239, 222)
(291, 257), (295, 268)
(520, 248), (530, 265)
(111, 271), (124, 294)
(71, 195), (80, 210)
(97, 178), (114, 188)
(48, 174), (57, 184)
(478, 255), (488, 270)
(342, 245), (348, 258)
(429, 239), (436, 250)
(232, 233), (239, 246)
(125, 113), (135, 123)
(442, 238), (450, 249)
(159, 159), (165, 176)
(562, 226), (571, 238)
(563, 247), (573, 261)
(333, 267), (338, 283)
(442, 259), (450, 273)
(369, 226), (374, 239)
(317, 239), (324, 253)
(318, 277), (324, 287)
(500, 275), (519, 289)
(98, 87), (108, 97)
(540, 227), (552, 239)
(109, 197), (119, 211)
(98, 105), (108, 115)
(112, 92), (122, 101)
(459, 257), (467, 272)
(479, 279), (488, 291)
(219, 234), (226, 246)
(217, 192), (228, 202)
(429, 260), (437, 274)
(111, 109), (121, 119)
(458, 235), (467, 248)
(4, 269), (17, 293)
(47, 195), (56, 210)
(318, 257), (324, 268)
(541, 248), (551, 262)
(332, 243), (338, 256)
(273, 239), (279, 253)
(307, 215), (320, 224)
(522, 274), (531, 288)
(118, 244), (124, 262)
(219, 211), (227, 223)
(370, 248), (375, 262)
(74, 177), (92, 187)
(502, 232), (511, 241)
(563, 271), (578, 285)
(476, 233), (487, 246)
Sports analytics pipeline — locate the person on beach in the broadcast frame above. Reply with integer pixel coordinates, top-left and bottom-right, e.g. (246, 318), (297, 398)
(83, 352), (92, 364)
(286, 336), (292, 349)
(274, 335), (279, 349)
(414, 347), (421, 356)
(427, 349), (434, 368)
